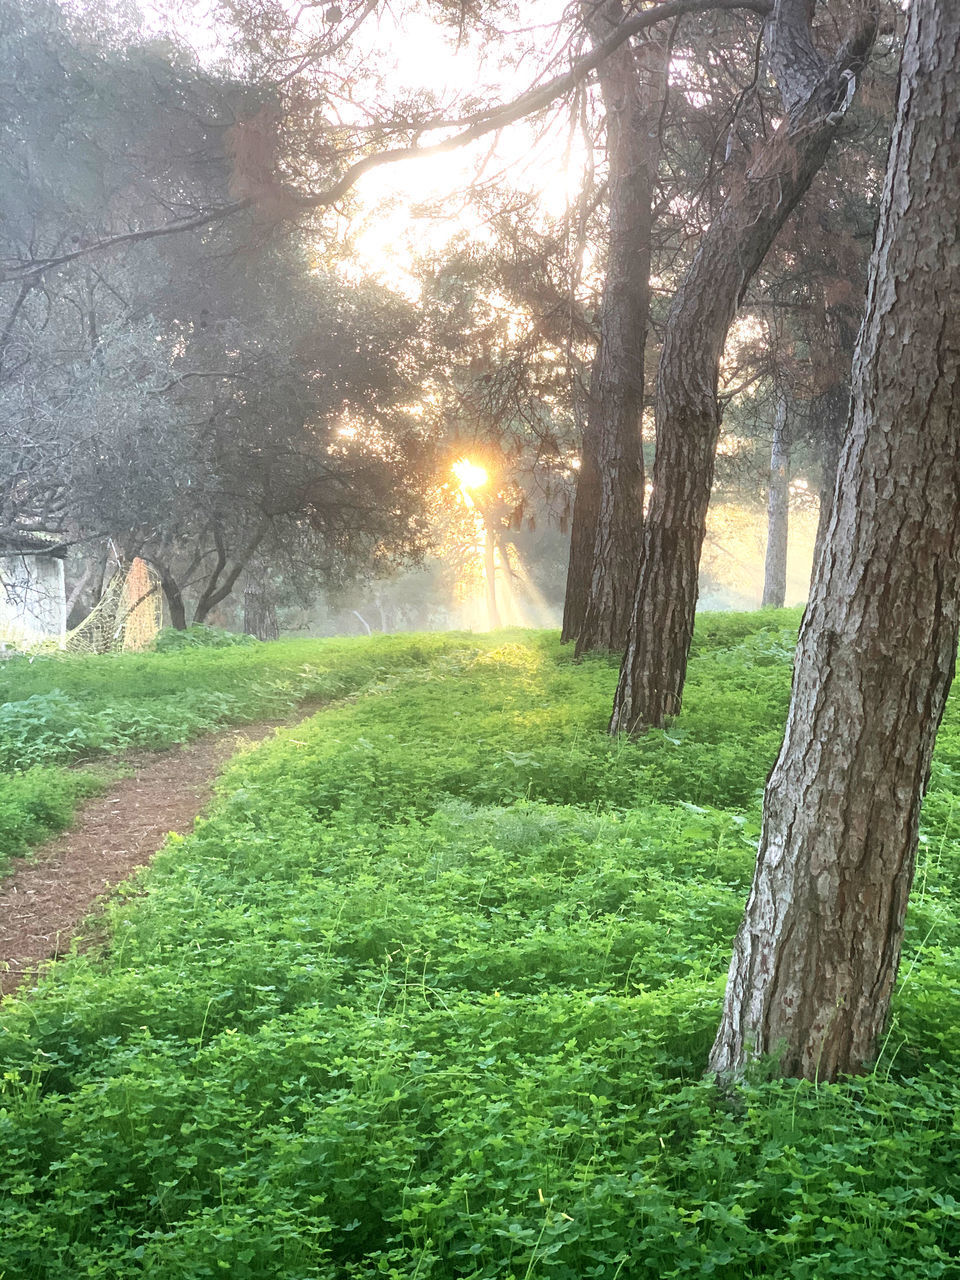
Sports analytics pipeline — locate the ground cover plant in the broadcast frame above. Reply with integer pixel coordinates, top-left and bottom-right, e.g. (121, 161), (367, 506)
(1, 611), (959, 1277)
(0, 630), (482, 871)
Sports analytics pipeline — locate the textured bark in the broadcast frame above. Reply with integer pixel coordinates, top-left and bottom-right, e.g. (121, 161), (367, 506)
(808, 286), (861, 584)
(761, 393), (790, 608)
(610, 0), (876, 733)
(710, 0), (960, 1081)
(810, 381), (850, 579)
(567, 7), (667, 655)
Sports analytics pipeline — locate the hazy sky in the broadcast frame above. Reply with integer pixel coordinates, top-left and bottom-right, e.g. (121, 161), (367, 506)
(131, 0), (589, 290)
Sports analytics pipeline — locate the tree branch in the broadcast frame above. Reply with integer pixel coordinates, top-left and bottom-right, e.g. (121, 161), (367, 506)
(1, 202), (252, 285)
(0, 0), (772, 286)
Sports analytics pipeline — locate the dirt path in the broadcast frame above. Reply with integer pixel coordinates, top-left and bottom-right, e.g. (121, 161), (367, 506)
(0, 718), (298, 997)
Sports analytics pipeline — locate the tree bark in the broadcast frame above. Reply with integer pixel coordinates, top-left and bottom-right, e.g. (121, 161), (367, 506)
(564, 6), (667, 656)
(561, 430), (600, 643)
(808, 285), (861, 585)
(609, 0), (876, 733)
(710, 0), (960, 1081)
(157, 564), (187, 630)
(761, 392), (790, 608)
(809, 380), (849, 578)
(243, 587), (279, 640)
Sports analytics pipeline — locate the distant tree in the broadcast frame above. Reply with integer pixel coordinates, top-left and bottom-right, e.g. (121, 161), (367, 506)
(417, 213), (589, 544)
(0, 0), (248, 538)
(0, 4), (434, 626)
(67, 241), (433, 627)
(710, 0), (960, 1081)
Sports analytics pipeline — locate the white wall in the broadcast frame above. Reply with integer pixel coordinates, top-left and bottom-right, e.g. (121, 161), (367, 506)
(0, 554), (67, 645)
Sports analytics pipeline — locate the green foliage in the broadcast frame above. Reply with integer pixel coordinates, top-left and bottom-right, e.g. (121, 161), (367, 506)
(1, 610), (959, 1277)
(0, 766), (103, 871)
(0, 631), (485, 863)
(152, 625), (259, 651)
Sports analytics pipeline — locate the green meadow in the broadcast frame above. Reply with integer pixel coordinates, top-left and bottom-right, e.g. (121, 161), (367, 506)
(1, 612), (959, 1278)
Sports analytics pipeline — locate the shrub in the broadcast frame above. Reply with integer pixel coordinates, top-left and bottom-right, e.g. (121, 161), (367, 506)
(153, 624), (259, 651)
(0, 767), (103, 870)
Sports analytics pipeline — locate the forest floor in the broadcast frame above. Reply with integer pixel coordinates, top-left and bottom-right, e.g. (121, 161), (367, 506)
(2, 619), (957, 1277)
(0, 717), (298, 996)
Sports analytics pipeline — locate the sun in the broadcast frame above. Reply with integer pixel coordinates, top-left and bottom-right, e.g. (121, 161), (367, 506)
(452, 458), (489, 492)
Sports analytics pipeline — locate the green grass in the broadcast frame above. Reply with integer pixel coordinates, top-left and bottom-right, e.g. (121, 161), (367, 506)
(0, 631), (489, 871)
(1, 611), (959, 1277)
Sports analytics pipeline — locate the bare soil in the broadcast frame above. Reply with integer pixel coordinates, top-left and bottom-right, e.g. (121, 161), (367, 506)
(0, 719), (296, 997)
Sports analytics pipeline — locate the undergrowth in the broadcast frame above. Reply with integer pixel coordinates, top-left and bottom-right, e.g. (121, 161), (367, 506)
(0, 632), (484, 867)
(0, 766), (104, 874)
(1, 609), (959, 1278)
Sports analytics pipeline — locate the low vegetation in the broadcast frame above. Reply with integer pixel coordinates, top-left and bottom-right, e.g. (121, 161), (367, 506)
(0, 630), (477, 871)
(1, 612), (959, 1277)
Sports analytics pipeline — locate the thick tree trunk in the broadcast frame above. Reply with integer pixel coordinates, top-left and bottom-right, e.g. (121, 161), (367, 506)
(710, 0), (960, 1081)
(609, 1), (876, 732)
(761, 393), (790, 608)
(562, 4), (665, 652)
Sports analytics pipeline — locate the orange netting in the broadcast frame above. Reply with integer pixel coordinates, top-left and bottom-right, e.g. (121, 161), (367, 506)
(119, 557), (162, 651)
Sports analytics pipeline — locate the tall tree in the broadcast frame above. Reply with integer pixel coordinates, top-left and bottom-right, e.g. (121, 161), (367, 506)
(610, 0), (877, 732)
(0, 1), (435, 624)
(710, 0), (960, 1081)
(561, 4), (666, 654)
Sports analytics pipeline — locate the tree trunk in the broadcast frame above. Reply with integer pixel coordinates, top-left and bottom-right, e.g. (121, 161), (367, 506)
(193, 527), (266, 623)
(484, 522), (501, 630)
(810, 381), (850, 580)
(809, 286), (861, 584)
(562, 4), (665, 652)
(560, 433), (600, 643)
(157, 565), (187, 630)
(572, 11), (667, 655)
(761, 392), (790, 608)
(243, 587), (279, 641)
(609, 0), (876, 733)
(710, 0), (960, 1082)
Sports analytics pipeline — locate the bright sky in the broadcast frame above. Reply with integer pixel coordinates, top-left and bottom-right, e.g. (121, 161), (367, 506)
(345, 121), (591, 295)
(331, 4), (594, 292)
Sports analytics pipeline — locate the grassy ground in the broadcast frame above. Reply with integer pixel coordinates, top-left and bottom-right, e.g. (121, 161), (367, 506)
(0, 632), (483, 873)
(1, 612), (959, 1278)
